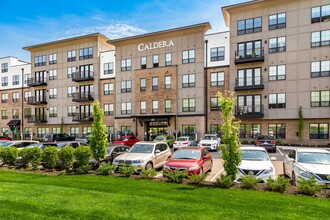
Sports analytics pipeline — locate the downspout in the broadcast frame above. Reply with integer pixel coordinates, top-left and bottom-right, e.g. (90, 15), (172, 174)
(204, 39), (208, 135)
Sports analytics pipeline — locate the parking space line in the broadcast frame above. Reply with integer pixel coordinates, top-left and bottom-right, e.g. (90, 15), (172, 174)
(210, 168), (224, 182)
(277, 148), (284, 156)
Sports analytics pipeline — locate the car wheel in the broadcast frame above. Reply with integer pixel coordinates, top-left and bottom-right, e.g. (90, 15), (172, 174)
(199, 167), (204, 175)
(101, 160), (108, 166)
(145, 162), (153, 170)
(208, 161), (213, 173)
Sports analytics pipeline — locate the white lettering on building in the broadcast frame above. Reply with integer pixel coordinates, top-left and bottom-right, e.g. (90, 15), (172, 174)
(138, 40), (174, 52)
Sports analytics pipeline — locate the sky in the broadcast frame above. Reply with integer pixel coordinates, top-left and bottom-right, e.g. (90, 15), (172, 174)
(0, 0), (246, 62)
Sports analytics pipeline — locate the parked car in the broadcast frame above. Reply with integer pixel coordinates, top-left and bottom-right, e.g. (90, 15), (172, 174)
(255, 135), (276, 153)
(0, 140), (39, 148)
(19, 142), (58, 150)
(173, 136), (197, 150)
(42, 133), (75, 142)
(75, 133), (93, 144)
(197, 134), (221, 151)
(283, 148), (330, 186)
(153, 135), (175, 147)
(112, 141), (172, 172)
(57, 141), (89, 149)
(90, 145), (129, 167)
(164, 147), (212, 175)
(235, 146), (276, 183)
(0, 136), (12, 141)
(112, 136), (140, 147)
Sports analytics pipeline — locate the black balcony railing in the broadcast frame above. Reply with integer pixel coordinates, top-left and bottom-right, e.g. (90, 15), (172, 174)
(235, 105), (264, 118)
(72, 92), (94, 102)
(27, 96), (47, 105)
(72, 113), (94, 122)
(27, 115), (47, 123)
(234, 76), (264, 91)
(26, 77), (47, 87)
(234, 48), (264, 64)
(72, 71), (94, 82)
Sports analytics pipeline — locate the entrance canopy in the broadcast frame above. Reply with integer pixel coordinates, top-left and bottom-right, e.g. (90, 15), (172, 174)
(7, 120), (21, 132)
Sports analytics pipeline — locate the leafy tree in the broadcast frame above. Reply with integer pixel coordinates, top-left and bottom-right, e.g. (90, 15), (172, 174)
(89, 100), (108, 165)
(217, 91), (241, 179)
(60, 117), (64, 134)
(298, 106), (304, 144)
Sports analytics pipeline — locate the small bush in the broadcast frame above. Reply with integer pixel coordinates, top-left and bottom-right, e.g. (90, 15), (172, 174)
(60, 170), (66, 176)
(58, 146), (75, 170)
(189, 174), (207, 185)
(42, 147), (59, 169)
(241, 174), (261, 190)
(76, 164), (91, 174)
(276, 140), (282, 146)
(297, 176), (323, 196)
(163, 169), (187, 183)
(74, 146), (93, 167)
(250, 140), (256, 145)
(118, 165), (135, 177)
(19, 147), (43, 168)
(216, 174), (234, 189)
(241, 140), (249, 145)
(140, 168), (158, 179)
(0, 147), (18, 165)
(266, 176), (290, 193)
(97, 163), (116, 175)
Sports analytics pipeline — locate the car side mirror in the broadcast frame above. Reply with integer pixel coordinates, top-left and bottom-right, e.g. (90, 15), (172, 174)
(155, 149), (160, 154)
(270, 157), (277, 161)
(203, 156), (208, 160)
(287, 157), (295, 162)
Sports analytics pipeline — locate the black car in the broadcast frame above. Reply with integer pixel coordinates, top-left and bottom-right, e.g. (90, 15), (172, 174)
(255, 135), (276, 153)
(90, 145), (129, 167)
(42, 133), (75, 142)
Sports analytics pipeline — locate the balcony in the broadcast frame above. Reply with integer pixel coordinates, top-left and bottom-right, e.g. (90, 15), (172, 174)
(72, 71), (94, 82)
(27, 96), (47, 105)
(72, 113), (94, 122)
(235, 105), (264, 118)
(27, 115), (47, 123)
(72, 92), (94, 102)
(26, 77), (47, 87)
(234, 77), (264, 91)
(234, 48), (264, 64)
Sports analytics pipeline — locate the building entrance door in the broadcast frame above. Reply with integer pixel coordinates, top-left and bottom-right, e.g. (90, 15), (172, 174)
(147, 121), (168, 141)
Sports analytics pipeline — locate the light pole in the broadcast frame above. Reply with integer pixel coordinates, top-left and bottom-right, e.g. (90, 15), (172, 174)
(21, 68), (24, 140)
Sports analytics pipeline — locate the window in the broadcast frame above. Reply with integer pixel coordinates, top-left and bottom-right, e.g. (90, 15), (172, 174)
(12, 92), (19, 102)
(79, 64), (93, 78)
(269, 65), (286, 81)
(153, 55), (159, 67)
(67, 86), (76, 97)
(239, 124), (261, 139)
(104, 83), (114, 95)
(68, 106), (76, 116)
(24, 108), (31, 119)
(12, 109), (19, 119)
(269, 93), (286, 108)
(182, 74), (195, 88)
(140, 101), (146, 114)
(165, 76), (171, 89)
(182, 50), (195, 64)
(165, 99), (171, 113)
(2, 76), (8, 86)
(237, 95), (262, 114)
(152, 101), (158, 113)
(80, 85), (93, 97)
(1, 93), (8, 103)
(104, 103), (114, 115)
(182, 125), (196, 136)
(24, 91), (31, 101)
(1, 110), (8, 119)
(49, 53), (57, 65)
(121, 126), (132, 135)
(37, 128), (49, 138)
(106, 126), (114, 140)
(311, 4), (330, 23)
(49, 88), (57, 99)
(165, 53), (172, 66)
(49, 69), (57, 80)
(79, 47), (93, 60)
(33, 71), (46, 84)
(121, 102), (132, 115)
(140, 78), (146, 91)
(70, 127), (79, 137)
(121, 59), (132, 71)
(309, 123), (329, 139)
(237, 17), (262, 35)
(24, 73), (31, 84)
(268, 124), (286, 139)
(182, 98), (196, 112)
(210, 97), (220, 110)
(269, 37), (286, 53)
(24, 127), (32, 138)
(52, 127), (60, 134)
(68, 50), (76, 62)
(141, 56), (147, 69)
(12, 75), (19, 85)
(121, 80), (132, 93)
(34, 55), (46, 67)
(152, 77), (158, 90)
(104, 62), (114, 75)
(211, 47), (225, 61)
(82, 127), (91, 135)
(210, 72), (224, 86)
(67, 67), (75, 78)
(1, 63), (8, 73)
(237, 68), (262, 86)
(311, 91), (330, 107)
(49, 107), (57, 117)
(311, 30), (330, 47)
(311, 60), (330, 77)
(237, 40), (262, 58)
(269, 13), (286, 30)
(210, 125), (221, 135)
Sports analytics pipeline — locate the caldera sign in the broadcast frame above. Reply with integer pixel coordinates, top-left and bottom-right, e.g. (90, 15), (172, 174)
(138, 40), (174, 52)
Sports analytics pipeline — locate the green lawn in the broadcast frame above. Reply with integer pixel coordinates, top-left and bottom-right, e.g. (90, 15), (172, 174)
(0, 171), (328, 220)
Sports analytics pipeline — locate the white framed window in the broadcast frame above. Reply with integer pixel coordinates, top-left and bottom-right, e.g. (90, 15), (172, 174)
(49, 69), (57, 80)
(49, 53), (57, 64)
(182, 50), (195, 63)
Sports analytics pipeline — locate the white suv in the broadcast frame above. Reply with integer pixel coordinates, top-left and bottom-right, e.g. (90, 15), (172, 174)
(198, 134), (221, 151)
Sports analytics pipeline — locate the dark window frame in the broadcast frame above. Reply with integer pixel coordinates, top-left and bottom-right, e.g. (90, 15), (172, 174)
(309, 123), (329, 139)
(237, 17), (262, 35)
(269, 13), (286, 30)
(210, 47), (225, 61)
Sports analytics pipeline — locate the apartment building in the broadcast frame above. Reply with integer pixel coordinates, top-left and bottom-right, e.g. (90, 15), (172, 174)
(23, 33), (114, 138)
(0, 56), (31, 138)
(222, 0), (330, 145)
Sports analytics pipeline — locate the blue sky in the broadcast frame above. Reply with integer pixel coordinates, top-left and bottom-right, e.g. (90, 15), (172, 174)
(0, 0), (245, 62)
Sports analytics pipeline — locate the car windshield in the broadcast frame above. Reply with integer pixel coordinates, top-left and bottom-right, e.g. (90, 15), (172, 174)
(242, 150), (269, 161)
(129, 144), (154, 153)
(57, 143), (67, 148)
(203, 135), (216, 140)
(26, 143), (41, 148)
(297, 152), (330, 164)
(0, 141), (14, 147)
(106, 146), (114, 154)
(172, 150), (200, 160)
(177, 137), (188, 141)
(154, 136), (165, 141)
(257, 135), (274, 140)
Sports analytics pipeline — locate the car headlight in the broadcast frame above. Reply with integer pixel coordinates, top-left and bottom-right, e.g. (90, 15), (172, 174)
(263, 167), (274, 174)
(297, 168), (313, 178)
(188, 165), (200, 171)
(132, 160), (144, 164)
(163, 165), (170, 169)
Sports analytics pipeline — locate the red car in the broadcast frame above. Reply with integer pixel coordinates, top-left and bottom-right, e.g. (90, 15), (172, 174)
(0, 136), (12, 141)
(163, 147), (213, 175)
(112, 136), (140, 147)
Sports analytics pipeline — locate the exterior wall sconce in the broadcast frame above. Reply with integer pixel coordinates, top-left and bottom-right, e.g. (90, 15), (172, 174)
(264, 68), (267, 71)
(264, 40), (267, 44)
(264, 95), (267, 98)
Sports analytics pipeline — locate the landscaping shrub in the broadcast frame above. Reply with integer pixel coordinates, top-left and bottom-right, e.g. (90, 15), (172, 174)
(188, 174), (207, 185)
(76, 164), (91, 174)
(163, 169), (187, 183)
(118, 165), (135, 177)
(216, 174), (234, 189)
(58, 146), (75, 170)
(250, 140), (256, 145)
(241, 140), (249, 145)
(297, 176), (323, 196)
(266, 176), (290, 193)
(0, 147), (18, 165)
(241, 174), (261, 190)
(42, 147), (59, 169)
(97, 163), (116, 175)
(18, 147), (43, 168)
(18, 148), (32, 167)
(276, 140), (282, 146)
(140, 168), (158, 179)
(74, 146), (93, 167)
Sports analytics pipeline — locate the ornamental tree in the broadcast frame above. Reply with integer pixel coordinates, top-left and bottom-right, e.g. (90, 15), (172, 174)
(298, 106), (304, 144)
